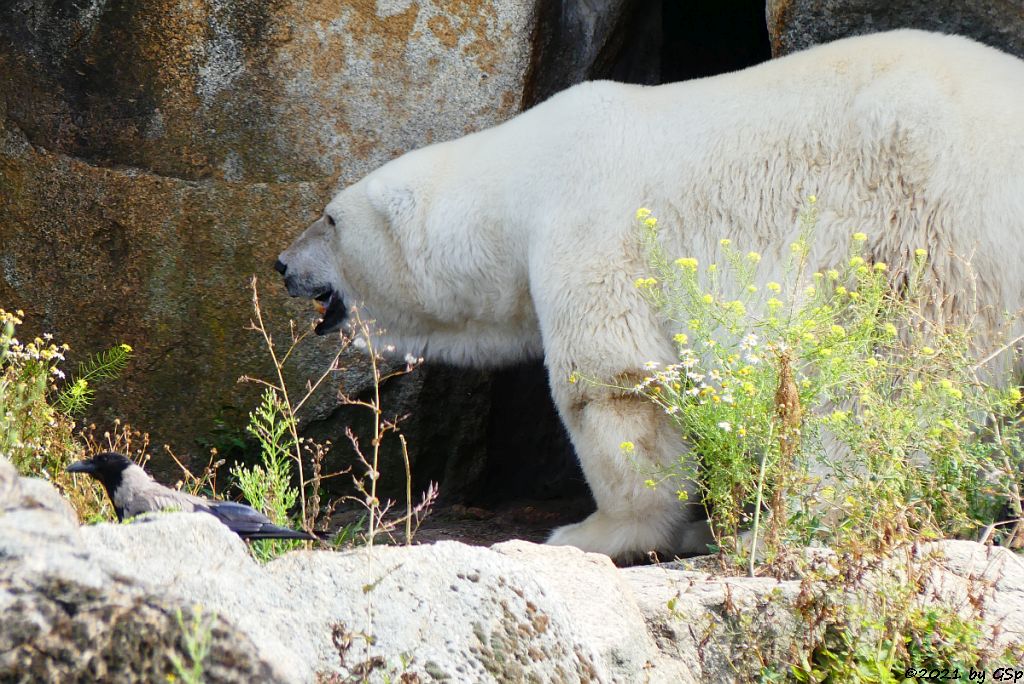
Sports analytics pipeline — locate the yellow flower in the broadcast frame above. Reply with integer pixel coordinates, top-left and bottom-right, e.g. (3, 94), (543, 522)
(820, 347), (833, 357)
(808, 195), (817, 204)
(120, 343), (133, 353)
(634, 278), (646, 289)
(873, 262), (887, 271)
(866, 357), (878, 368)
(790, 241), (804, 254)
(644, 479), (656, 488)
(644, 217), (658, 228)
(673, 333), (688, 346)
(827, 269), (839, 280)
(767, 282), (781, 293)
(921, 346), (936, 355)
(620, 441), (636, 453)
(804, 286), (816, 297)
(813, 271), (823, 280)
(849, 292), (860, 300)
(939, 379), (963, 398)
(803, 332), (816, 343)
(884, 323), (898, 336)
(767, 297), (782, 310)
(702, 294), (714, 304)
(915, 248), (928, 258)
(636, 207), (652, 220)
(675, 257), (698, 271)
(852, 232), (867, 242)
(747, 251), (761, 263)
(830, 324), (845, 337)
(849, 256), (865, 267)
(742, 381), (756, 396)
(720, 238), (731, 247)
(856, 265), (870, 276)
(707, 263), (718, 273)
(728, 300), (746, 316)
(568, 372), (579, 384)
(747, 284), (758, 293)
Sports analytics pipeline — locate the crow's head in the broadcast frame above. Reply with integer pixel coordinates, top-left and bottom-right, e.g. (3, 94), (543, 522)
(67, 451), (134, 493)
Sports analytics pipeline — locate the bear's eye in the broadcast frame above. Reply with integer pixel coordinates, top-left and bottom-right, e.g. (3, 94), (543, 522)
(326, 214), (336, 227)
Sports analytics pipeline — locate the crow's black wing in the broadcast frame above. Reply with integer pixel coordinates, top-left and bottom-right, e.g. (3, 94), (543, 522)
(194, 499), (316, 541)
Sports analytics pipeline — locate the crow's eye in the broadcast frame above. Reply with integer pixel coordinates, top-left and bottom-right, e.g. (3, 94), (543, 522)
(326, 214), (336, 226)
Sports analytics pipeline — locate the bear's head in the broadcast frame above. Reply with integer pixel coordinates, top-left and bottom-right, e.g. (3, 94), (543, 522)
(275, 165), (426, 338)
(276, 145), (542, 366)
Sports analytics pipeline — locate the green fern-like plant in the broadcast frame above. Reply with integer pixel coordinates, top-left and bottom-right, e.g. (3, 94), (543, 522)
(56, 343), (133, 415)
(231, 387), (302, 561)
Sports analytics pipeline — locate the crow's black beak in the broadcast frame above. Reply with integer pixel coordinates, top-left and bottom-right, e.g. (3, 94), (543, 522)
(66, 460), (96, 474)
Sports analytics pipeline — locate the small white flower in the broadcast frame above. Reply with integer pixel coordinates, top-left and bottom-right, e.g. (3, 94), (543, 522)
(404, 353), (418, 365)
(721, 394), (734, 404)
(353, 337), (367, 349)
(741, 333), (759, 350)
(643, 361), (659, 370)
(718, 421), (732, 432)
(385, 345), (395, 353)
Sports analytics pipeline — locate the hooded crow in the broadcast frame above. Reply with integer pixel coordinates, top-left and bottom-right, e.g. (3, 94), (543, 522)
(67, 451), (316, 541)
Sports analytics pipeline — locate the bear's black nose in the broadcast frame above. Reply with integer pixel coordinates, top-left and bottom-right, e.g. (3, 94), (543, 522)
(274, 259), (287, 275)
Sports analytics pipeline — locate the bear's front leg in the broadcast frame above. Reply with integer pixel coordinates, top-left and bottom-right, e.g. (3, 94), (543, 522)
(545, 378), (714, 561)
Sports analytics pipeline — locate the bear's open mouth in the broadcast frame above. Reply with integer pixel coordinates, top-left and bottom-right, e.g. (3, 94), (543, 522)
(313, 288), (346, 335)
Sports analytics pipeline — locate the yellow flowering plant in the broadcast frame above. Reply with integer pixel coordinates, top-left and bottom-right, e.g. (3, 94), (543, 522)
(1, 308), (134, 519)
(632, 203), (1023, 564)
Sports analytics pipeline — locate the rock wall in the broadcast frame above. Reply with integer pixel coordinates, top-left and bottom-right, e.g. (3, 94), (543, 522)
(767, 0), (1024, 57)
(0, 0), (545, 490)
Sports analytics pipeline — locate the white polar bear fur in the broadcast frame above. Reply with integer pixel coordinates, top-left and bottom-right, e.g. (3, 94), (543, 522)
(279, 30), (1024, 561)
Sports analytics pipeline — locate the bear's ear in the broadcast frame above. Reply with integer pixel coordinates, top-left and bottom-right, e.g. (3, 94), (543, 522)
(366, 175), (418, 228)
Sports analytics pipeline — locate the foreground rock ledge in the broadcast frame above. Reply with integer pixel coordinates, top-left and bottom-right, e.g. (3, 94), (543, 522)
(2, 459), (1022, 683)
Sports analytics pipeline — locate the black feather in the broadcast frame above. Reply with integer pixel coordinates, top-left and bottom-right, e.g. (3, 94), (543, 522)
(192, 500), (318, 541)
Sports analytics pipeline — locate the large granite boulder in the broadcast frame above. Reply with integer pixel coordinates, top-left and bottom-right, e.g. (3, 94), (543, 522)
(0, 457), (282, 682)
(4, 459), (1022, 681)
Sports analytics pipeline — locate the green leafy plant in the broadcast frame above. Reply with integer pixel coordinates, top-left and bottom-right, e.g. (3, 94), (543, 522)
(631, 201), (1022, 566)
(629, 201), (1024, 682)
(231, 387), (304, 561)
(56, 343), (133, 416)
(168, 605), (215, 684)
(0, 308), (134, 519)
(235, 278), (438, 564)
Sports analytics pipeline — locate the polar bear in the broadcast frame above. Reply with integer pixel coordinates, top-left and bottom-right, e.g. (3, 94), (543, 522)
(276, 30), (1024, 561)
